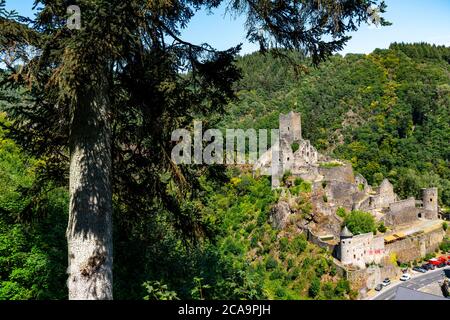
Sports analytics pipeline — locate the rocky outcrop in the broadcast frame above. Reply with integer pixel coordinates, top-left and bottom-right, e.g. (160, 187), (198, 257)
(269, 201), (292, 230)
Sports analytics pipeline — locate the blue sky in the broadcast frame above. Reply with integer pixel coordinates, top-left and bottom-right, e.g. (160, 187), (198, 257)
(6, 0), (450, 55)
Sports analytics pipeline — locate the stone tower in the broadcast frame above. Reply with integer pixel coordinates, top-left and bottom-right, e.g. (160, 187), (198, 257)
(279, 111), (301, 144)
(422, 188), (438, 220)
(339, 226), (354, 265)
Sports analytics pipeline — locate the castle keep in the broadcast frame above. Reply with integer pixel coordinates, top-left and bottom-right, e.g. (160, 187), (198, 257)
(254, 111), (320, 188)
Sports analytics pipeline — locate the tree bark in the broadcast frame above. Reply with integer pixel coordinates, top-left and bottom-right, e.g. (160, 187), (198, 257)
(67, 79), (113, 300)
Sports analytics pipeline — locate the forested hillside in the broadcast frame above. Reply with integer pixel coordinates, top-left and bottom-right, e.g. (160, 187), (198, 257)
(224, 43), (450, 208)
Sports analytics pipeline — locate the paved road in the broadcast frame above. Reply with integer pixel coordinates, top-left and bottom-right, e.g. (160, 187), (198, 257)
(373, 267), (450, 300)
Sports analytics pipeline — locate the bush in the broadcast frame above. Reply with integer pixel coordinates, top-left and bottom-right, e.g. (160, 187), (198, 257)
(287, 267), (300, 280)
(321, 282), (335, 300)
(279, 238), (289, 253)
(308, 277), (321, 298)
(291, 142), (300, 153)
(299, 181), (312, 193)
(265, 255), (278, 271)
(290, 235), (307, 253)
(315, 258), (329, 278)
(329, 266), (337, 277)
(439, 241), (450, 253)
(344, 210), (376, 235)
(269, 269), (284, 280)
(335, 279), (351, 297)
(336, 207), (347, 218)
(424, 252), (436, 261)
(294, 177), (304, 186)
(275, 287), (286, 299)
(443, 222), (448, 232)
(287, 258), (295, 270)
(377, 222), (387, 233)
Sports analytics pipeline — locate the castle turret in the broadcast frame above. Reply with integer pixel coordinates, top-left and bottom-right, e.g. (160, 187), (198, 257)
(340, 226), (354, 265)
(422, 188), (438, 220)
(279, 111), (301, 144)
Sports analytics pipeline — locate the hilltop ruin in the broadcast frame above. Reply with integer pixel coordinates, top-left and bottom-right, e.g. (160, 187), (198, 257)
(254, 111), (446, 295)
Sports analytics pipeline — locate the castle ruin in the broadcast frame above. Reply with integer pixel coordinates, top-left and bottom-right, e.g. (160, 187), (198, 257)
(256, 111), (444, 276)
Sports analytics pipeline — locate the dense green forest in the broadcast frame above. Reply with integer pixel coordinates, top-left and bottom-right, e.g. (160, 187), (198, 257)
(0, 42), (449, 300)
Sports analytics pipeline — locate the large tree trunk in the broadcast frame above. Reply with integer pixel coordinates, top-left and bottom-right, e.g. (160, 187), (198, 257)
(67, 80), (113, 300)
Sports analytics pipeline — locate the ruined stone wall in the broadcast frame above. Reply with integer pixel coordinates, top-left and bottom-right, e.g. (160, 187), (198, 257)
(384, 198), (419, 227)
(319, 163), (355, 183)
(369, 180), (397, 209)
(384, 228), (444, 263)
(355, 174), (371, 192)
(354, 196), (371, 211)
(389, 198), (416, 213)
(294, 140), (318, 165)
(326, 181), (359, 211)
(346, 264), (401, 296)
(292, 165), (320, 181)
(307, 229), (336, 253)
(384, 208), (420, 227)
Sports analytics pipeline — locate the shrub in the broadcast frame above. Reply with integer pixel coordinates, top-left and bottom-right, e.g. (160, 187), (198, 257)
(143, 281), (179, 300)
(269, 269), (284, 280)
(424, 252), (436, 261)
(377, 222), (387, 233)
(291, 142), (300, 153)
(344, 210), (376, 235)
(294, 177), (304, 186)
(315, 258), (329, 277)
(299, 181), (312, 193)
(329, 265), (337, 277)
(336, 207), (347, 218)
(321, 282), (335, 300)
(290, 235), (307, 253)
(279, 238), (289, 253)
(308, 277), (321, 298)
(275, 287), (286, 299)
(287, 267), (300, 280)
(287, 258), (295, 270)
(265, 255), (278, 271)
(443, 222), (448, 231)
(335, 279), (351, 297)
(439, 241), (450, 253)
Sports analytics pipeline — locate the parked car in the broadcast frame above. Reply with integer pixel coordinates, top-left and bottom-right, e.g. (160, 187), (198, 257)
(375, 284), (383, 292)
(400, 274), (411, 281)
(382, 278), (391, 286)
(438, 263), (446, 268)
(413, 266), (427, 273)
(422, 264), (433, 271)
(423, 263), (436, 270)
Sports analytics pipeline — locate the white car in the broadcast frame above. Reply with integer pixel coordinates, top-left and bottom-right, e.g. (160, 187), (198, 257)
(400, 274), (411, 281)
